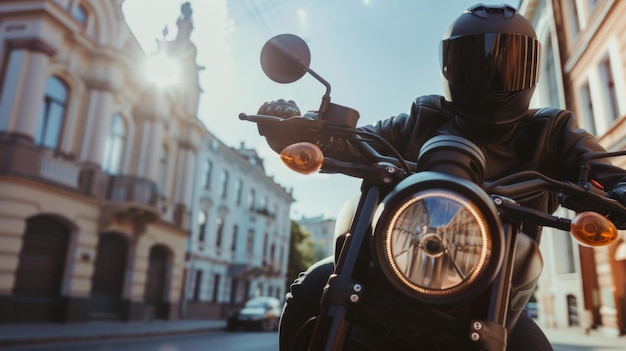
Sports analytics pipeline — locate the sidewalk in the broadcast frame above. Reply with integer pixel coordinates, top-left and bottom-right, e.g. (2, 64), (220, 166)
(0, 319), (226, 347)
(541, 325), (626, 350)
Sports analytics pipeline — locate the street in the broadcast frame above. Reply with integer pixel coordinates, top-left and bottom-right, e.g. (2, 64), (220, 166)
(1, 326), (625, 351)
(0, 331), (278, 351)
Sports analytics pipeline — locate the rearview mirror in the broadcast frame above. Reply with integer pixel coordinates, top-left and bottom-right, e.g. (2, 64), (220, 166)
(260, 34), (311, 84)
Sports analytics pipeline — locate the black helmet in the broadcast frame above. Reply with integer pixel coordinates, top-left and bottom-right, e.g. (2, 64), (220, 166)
(440, 3), (541, 125)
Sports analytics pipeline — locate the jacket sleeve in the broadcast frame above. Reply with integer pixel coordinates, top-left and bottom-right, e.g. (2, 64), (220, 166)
(259, 95), (443, 165)
(546, 108), (626, 189)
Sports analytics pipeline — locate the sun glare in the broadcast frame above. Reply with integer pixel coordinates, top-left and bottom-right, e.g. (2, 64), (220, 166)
(144, 53), (180, 87)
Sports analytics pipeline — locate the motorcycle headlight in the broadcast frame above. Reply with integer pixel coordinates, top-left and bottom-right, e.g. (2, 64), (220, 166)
(373, 173), (503, 303)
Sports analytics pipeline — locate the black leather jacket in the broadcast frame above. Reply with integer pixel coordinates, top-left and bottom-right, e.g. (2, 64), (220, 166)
(319, 95), (626, 222)
(259, 95), (626, 229)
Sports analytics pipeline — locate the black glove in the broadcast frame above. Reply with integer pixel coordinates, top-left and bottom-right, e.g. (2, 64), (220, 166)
(255, 99), (305, 153)
(257, 99), (301, 118)
(606, 182), (626, 229)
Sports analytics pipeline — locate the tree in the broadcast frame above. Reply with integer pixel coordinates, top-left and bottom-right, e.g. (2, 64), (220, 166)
(286, 220), (316, 290)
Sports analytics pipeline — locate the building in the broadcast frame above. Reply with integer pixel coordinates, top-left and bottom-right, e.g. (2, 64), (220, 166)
(0, 0), (204, 323)
(297, 215), (337, 260)
(520, 0), (626, 336)
(183, 140), (293, 319)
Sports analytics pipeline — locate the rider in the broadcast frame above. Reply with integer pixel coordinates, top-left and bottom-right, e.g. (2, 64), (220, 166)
(258, 3), (626, 350)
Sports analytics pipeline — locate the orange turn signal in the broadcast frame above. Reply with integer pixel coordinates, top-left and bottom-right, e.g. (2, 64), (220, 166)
(570, 212), (619, 247)
(279, 142), (323, 174)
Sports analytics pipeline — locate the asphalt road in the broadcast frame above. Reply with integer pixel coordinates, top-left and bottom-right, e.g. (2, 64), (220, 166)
(0, 331), (279, 351)
(2, 328), (624, 351)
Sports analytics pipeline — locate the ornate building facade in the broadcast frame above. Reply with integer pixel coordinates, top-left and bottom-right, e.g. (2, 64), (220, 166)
(183, 139), (293, 319)
(521, 0), (626, 336)
(0, 0), (204, 322)
(0, 0), (295, 324)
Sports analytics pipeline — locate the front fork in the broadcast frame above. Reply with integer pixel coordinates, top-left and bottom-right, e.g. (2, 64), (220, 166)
(307, 187), (380, 351)
(307, 190), (520, 351)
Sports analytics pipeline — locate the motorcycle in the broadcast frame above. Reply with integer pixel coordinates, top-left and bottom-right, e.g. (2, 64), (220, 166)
(239, 34), (626, 350)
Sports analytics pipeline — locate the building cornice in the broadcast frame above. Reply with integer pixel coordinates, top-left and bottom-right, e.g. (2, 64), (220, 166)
(7, 38), (56, 56)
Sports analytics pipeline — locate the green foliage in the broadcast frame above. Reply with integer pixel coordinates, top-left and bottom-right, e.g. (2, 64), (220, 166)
(286, 220), (316, 290)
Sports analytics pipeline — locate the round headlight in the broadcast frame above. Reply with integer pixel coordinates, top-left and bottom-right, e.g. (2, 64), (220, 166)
(374, 176), (502, 303)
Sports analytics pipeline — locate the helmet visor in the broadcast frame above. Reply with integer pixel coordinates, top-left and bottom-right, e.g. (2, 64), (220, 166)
(441, 33), (541, 92)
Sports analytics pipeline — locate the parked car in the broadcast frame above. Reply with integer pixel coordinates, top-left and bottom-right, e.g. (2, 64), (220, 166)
(227, 296), (282, 331)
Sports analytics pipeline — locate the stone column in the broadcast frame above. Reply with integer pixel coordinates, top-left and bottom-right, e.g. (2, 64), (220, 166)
(175, 144), (196, 206)
(0, 39), (55, 139)
(79, 87), (114, 165)
(137, 118), (165, 182)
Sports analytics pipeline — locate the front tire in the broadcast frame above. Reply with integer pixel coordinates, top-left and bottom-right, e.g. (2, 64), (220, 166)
(279, 257), (334, 350)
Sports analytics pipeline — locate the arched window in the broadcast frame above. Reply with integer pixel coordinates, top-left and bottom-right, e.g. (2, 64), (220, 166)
(72, 2), (88, 27)
(198, 210), (207, 242)
(248, 189), (255, 210)
(35, 76), (68, 149)
(102, 114), (126, 174)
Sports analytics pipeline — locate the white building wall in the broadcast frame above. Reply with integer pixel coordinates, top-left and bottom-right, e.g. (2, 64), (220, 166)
(185, 137), (293, 317)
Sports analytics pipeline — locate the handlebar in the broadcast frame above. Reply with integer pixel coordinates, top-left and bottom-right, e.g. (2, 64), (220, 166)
(240, 112), (626, 223)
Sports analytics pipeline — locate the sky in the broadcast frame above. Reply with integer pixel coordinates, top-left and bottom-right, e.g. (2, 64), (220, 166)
(122, 0), (521, 220)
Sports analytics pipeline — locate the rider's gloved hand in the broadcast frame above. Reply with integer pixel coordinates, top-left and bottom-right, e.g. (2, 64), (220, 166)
(606, 182), (626, 229)
(256, 99), (305, 154)
(257, 99), (301, 118)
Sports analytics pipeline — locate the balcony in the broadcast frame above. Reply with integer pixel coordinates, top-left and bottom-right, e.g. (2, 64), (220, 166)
(102, 175), (161, 231)
(251, 206), (275, 219)
(105, 175), (159, 207)
(0, 134), (80, 189)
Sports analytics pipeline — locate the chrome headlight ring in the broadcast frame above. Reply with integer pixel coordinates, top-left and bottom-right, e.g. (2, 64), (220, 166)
(373, 172), (504, 304)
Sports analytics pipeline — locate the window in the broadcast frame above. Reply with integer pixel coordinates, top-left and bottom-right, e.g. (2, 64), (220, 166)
(193, 270), (203, 301)
(554, 220), (577, 275)
(198, 210), (207, 242)
(244, 280), (251, 300)
(586, 0), (598, 14)
(578, 81), (596, 135)
(248, 189), (255, 210)
(202, 160), (212, 189)
(230, 279), (238, 304)
(270, 244), (276, 264)
(219, 170), (229, 199)
(263, 233), (269, 258)
(102, 114), (126, 174)
(212, 274), (221, 303)
(231, 225), (238, 252)
(72, 3), (88, 26)
(598, 56), (620, 123)
(565, 0), (580, 41)
(215, 217), (224, 247)
(540, 37), (560, 108)
(36, 76), (68, 149)
(246, 229), (255, 255)
(234, 179), (243, 205)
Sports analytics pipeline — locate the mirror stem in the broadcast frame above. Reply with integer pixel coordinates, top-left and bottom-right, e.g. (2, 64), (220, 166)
(305, 67), (332, 119)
